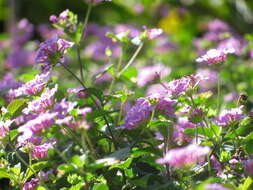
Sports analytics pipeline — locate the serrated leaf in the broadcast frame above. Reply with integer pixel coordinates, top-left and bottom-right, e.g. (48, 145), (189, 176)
(239, 177), (253, 190)
(7, 99), (28, 116)
(92, 183), (109, 190)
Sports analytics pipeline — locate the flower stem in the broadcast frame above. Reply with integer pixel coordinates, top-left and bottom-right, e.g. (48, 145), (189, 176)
(217, 73), (221, 114)
(59, 62), (118, 149)
(117, 43), (143, 77)
(77, 3), (92, 82)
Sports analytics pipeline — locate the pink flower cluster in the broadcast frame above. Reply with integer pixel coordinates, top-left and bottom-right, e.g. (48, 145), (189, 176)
(156, 144), (210, 168)
(23, 85), (58, 114)
(196, 48), (235, 65)
(216, 106), (245, 126)
(35, 35), (74, 65)
(32, 140), (56, 159)
(0, 120), (12, 140)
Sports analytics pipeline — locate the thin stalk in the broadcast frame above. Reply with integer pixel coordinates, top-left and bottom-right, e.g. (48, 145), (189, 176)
(117, 43), (143, 77)
(76, 3), (92, 81)
(217, 73), (221, 114)
(108, 49), (123, 94)
(80, 3), (92, 42)
(59, 62), (118, 149)
(77, 46), (84, 81)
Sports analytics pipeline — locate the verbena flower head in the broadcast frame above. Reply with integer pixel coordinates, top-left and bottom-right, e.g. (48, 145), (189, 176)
(216, 106), (245, 126)
(54, 98), (77, 118)
(167, 74), (206, 96)
(205, 183), (229, 190)
(18, 112), (57, 145)
(32, 140), (56, 159)
(119, 97), (154, 130)
(22, 178), (39, 190)
(23, 85), (58, 114)
(156, 144), (210, 168)
(196, 48), (235, 65)
(13, 71), (51, 97)
(0, 120), (12, 140)
(156, 97), (177, 117)
(35, 35), (74, 65)
(137, 64), (170, 87)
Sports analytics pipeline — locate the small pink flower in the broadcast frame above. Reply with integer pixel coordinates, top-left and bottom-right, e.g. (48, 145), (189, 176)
(196, 48), (235, 65)
(0, 120), (12, 139)
(32, 141), (56, 159)
(22, 178), (39, 190)
(156, 144), (210, 168)
(216, 106), (245, 126)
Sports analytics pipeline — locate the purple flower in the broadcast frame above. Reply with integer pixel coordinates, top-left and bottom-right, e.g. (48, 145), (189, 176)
(54, 98), (77, 118)
(156, 97), (177, 117)
(243, 159), (253, 176)
(37, 24), (64, 39)
(13, 71), (51, 97)
(18, 112), (57, 144)
(12, 18), (34, 46)
(35, 36), (74, 65)
(145, 83), (168, 97)
(32, 141), (56, 159)
(156, 144), (210, 168)
(23, 85), (58, 114)
(218, 36), (247, 55)
(196, 48), (235, 65)
(0, 120), (12, 139)
(167, 76), (191, 96)
(216, 106), (245, 126)
(22, 178), (39, 190)
(205, 183), (229, 190)
(5, 48), (35, 68)
(207, 19), (230, 32)
(39, 169), (53, 181)
(67, 87), (88, 98)
(197, 68), (218, 91)
(137, 64), (170, 87)
(0, 72), (21, 91)
(119, 97), (154, 129)
(223, 92), (238, 102)
(173, 117), (196, 144)
(211, 156), (223, 176)
(145, 27), (163, 40)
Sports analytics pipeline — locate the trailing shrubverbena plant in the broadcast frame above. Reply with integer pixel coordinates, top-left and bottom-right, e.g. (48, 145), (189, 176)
(1, 1), (253, 190)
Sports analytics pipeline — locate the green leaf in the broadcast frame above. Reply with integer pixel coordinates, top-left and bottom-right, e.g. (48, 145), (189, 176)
(25, 161), (48, 181)
(131, 174), (151, 188)
(244, 140), (253, 155)
(9, 129), (18, 141)
(109, 157), (133, 170)
(121, 67), (137, 81)
(147, 120), (172, 128)
(92, 183), (109, 190)
(7, 99), (28, 116)
(238, 177), (253, 190)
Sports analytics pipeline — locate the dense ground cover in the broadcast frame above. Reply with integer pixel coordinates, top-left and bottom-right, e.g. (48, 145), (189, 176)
(1, 0), (253, 189)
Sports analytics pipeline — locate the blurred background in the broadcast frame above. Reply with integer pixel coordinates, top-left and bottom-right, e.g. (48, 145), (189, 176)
(1, 0), (253, 99)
